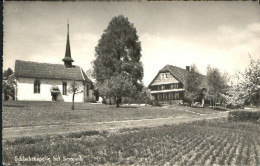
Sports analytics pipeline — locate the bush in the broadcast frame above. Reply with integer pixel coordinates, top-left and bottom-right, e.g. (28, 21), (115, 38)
(5, 137), (45, 146)
(66, 130), (100, 138)
(123, 98), (129, 104)
(102, 97), (107, 104)
(228, 111), (260, 122)
(213, 106), (227, 111)
(226, 103), (244, 109)
(90, 98), (97, 103)
(148, 100), (162, 107)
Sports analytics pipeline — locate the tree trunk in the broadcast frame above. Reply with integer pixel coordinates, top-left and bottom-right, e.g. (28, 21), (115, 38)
(4, 92), (7, 101)
(116, 97), (120, 107)
(109, 97), (112, 105)
(72, 92), (75, 110)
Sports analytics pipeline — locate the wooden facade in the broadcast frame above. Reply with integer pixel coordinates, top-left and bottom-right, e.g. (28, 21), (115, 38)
(149, 68), (186, 104)
(149, 65), (208, 105)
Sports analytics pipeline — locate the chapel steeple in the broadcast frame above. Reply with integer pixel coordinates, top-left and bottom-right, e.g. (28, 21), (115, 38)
(62, 20), (74, 67)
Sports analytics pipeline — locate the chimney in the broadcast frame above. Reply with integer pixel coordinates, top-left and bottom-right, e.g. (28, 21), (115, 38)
(186, 66), (190, 71)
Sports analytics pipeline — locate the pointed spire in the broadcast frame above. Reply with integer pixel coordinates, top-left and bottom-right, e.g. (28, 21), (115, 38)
(62, 19), (74, 67)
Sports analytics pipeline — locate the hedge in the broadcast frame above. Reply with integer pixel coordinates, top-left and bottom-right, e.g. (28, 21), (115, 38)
(228, 110), (260, 122)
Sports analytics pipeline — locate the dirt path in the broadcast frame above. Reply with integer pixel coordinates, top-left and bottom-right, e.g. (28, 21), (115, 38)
(3, 112), (228, 139)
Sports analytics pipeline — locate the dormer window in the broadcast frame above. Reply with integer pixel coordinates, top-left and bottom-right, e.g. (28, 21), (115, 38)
(161, 73), (168, 80)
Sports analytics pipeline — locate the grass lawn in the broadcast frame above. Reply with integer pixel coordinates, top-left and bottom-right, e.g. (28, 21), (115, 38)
(2, 101), (224, 128)
(3, 119), (260, 166)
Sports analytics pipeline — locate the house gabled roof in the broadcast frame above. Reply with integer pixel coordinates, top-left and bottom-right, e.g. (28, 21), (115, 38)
(149, 65), (207, 88)
(15, 60), (92, 82)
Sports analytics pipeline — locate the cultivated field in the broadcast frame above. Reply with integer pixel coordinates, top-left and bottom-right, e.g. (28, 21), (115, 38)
(2, 101), (223, 127)
(3, 119), (260, 166)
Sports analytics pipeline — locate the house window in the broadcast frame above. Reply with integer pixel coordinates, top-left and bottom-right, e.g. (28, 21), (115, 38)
(161, 73), (168, 79)
(175, 84), (179, 88)
(174, 93), (180, 100)
(169, 93), (173, 99)
(161, 85), (165, 90)
(34, 80), (40, 93)
(62, 82), (67, 95)
(158, 94), (162, 100)
(163, 94), (168, 100)
(171, 84), (179, 89)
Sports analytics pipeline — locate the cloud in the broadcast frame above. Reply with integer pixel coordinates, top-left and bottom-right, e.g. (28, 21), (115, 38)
(140, 22), (260, 86)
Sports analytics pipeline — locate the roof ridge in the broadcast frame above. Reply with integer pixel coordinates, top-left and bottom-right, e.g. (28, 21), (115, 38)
(15, 60), (81, 68)
(80, 68), (85, 81)
(162, 64), (187, 71)
(15, 60), (85, 81)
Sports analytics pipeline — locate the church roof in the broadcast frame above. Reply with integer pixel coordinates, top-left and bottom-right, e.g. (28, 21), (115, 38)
(15, 60), (92, 82)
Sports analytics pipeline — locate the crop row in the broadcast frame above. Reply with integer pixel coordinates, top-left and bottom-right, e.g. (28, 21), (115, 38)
(3, 119), (260, 165)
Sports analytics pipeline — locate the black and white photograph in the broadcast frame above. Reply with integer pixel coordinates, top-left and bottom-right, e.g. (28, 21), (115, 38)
(2, 1), (260, 165)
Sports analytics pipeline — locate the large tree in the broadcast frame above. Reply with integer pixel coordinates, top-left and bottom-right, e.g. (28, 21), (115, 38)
(225, 56), (260, 107)
(3, 68), (13, 79)
(184, 64), (202, 105)
(92, 15), (143, 107)
(207, 65), (230, 107)
(3, 74), (16, 100)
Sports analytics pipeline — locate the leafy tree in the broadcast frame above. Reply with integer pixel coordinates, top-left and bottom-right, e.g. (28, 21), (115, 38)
(98, 74), (136, 107)
(207, 66), (230, 107)
(225, 56), (260, 107)
(68, 80), (83, 110)
(3, 68), (13, 79)
(3, 74), (16, 100)
(92, 15), (144, 107)
(244, 57), (260, 106)
(139, 87), (152, 106)
(184, 64), (202, 105)
(225, 81), (247, 108)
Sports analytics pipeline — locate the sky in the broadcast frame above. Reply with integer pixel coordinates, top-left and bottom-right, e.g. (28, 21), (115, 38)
(3, 2), (260, 86)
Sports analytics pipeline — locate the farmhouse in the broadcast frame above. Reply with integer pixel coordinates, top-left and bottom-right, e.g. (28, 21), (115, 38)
(14, 23), (95, 102)
(149, 65), (208, 104)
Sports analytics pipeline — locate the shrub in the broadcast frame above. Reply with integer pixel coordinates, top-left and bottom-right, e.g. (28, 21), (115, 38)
(213, 106), (227, 111)
(90, 98), (97, 103)
(65, 130), (100, 138)
(102, 97), (107, 104)
(226, 103), (244, 109)
(149, 100), (162, 107)
(228, 111), (260, 122)
(123, 98), (129, 104)
(5, 137), (45, 146)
